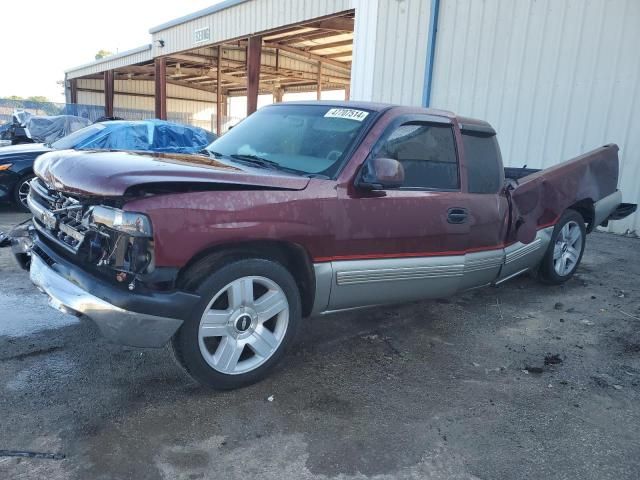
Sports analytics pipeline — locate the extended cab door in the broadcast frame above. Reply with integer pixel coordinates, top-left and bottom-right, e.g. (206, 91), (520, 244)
(454, 121), (510, 290)
(328, 114), (473, 311)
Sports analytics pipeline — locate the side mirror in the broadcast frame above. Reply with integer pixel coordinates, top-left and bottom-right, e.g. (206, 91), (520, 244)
(357, 157), (405, 190)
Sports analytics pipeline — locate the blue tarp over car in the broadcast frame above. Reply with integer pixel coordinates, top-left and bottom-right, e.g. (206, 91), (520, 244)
(1, 119), (216, 211)
(54, 119), (216, 154)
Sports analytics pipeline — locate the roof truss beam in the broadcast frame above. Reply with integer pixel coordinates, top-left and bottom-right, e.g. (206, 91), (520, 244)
(262, 42), (350, 71)
(306, 39), (354, 52)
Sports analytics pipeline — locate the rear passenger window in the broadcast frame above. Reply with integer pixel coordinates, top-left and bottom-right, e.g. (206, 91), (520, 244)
(377, 122), (459, 190)
(462, 133), (504, 194)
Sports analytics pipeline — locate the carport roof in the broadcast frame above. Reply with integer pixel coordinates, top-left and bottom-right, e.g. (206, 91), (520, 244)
(149, 0), (250, 34)
(65, 44), (153, 79)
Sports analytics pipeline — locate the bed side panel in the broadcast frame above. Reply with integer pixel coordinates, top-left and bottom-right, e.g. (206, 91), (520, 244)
(509, 144), (619, 242)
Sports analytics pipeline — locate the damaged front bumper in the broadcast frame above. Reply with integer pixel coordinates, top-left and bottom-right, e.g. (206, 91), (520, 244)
(29, 239), (200, 348)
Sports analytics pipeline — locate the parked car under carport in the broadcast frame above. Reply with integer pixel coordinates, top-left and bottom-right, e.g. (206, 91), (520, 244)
(0, 111), (91, 146)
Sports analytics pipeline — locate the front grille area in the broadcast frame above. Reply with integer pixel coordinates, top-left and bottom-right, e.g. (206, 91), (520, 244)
(29, 178), (92, 253)
(28, 178), (155, 288)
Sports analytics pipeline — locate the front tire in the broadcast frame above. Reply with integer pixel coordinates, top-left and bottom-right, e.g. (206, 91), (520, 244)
(537, 209), (586, 284)
(171, 257), (301, 389)
(13, 173), (34, 212)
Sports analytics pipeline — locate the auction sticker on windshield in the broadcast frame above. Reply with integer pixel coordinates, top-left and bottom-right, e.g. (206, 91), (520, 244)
(324, 108), (369, 122)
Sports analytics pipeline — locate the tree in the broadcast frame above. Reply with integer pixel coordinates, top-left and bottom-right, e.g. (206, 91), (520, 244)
(56, 79), (65, 99)
(1, 95), (61, 115)
(24, 96), (60, 115)
(1, 96), (25, 109)
(95, 49), (113, 60)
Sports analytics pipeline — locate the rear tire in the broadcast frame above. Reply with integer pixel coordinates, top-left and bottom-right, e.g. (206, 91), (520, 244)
(536, 209), (586, 284)
(13, 173), (34, 212)
(171, 257), (301, 390)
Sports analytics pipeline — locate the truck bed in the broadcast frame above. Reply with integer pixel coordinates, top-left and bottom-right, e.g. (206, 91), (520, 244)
(507, 144), (620, 242)
(504, 166), (541, 182)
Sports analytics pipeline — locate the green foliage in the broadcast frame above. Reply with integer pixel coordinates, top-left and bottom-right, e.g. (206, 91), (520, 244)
(1, 96), (24, 109)
(0, 95), (61, 115)
(95, 49), (114, 60)
(26, 96), (49, 103)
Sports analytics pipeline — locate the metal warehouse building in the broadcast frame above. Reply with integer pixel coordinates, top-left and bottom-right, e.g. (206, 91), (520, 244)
(64, 0), (640, 234)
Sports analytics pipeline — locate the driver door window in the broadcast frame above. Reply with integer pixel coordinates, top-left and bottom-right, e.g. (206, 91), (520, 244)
(377, 122), (459, 190)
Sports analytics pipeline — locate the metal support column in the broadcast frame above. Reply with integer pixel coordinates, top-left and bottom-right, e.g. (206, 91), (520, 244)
(246, 35), (262, 115)
(316, 61), (322, 100)
(216, 45), (223, 135)
(69, 78), (78, 104)
(104, 70), (114, 117)
(155, 57), (167, 120)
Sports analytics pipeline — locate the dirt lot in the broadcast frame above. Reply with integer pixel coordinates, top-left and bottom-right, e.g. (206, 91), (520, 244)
(1, 204), (639, 480)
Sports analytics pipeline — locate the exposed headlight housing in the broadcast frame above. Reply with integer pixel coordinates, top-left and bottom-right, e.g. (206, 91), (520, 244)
(88, 206), (153, 237)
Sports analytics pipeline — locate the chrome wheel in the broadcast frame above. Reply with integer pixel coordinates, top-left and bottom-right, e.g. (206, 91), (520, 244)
(17, 179), (31, 208)
(198, 276), (289, 375)
(553, 220), (582, 276)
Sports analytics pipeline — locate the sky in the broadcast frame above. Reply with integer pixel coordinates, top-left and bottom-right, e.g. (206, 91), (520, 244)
(0, 0), (219, 102)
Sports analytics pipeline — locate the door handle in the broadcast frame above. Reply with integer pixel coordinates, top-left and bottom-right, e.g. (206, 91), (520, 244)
(447, 207), (468, 224)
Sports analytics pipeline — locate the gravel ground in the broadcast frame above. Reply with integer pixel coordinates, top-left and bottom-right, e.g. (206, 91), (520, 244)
(1, 204), (639, 479)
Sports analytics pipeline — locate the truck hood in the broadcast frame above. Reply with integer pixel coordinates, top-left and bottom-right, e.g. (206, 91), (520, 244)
(34, 149), (311, 197)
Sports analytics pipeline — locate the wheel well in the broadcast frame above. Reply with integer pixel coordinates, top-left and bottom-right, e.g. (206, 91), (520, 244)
(13, 169), (34, 191)
(177, 240), (316, 317)
(568, 199), (595, 232)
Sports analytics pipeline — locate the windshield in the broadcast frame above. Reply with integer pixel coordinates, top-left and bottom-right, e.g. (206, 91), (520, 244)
(51, 123), (106, 149)
(206, 104), (374, 177)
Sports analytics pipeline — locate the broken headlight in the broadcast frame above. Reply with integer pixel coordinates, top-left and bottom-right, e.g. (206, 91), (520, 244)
(88, 206), (153, 237)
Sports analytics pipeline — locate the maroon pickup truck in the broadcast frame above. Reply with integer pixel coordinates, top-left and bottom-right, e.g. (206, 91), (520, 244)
(22, 101), (635, 389)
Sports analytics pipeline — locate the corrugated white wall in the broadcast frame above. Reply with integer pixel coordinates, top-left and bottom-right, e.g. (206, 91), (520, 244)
(151, 0), (352, 57)
(430, 0), (640, 234)
(77, 90), (103, 107)
(350, 0), (379, 101)
(77, 79), (214, 102)
(351, 0), (431, 105)
(371, 0), (430, 105)
(76, 79), (216, 129)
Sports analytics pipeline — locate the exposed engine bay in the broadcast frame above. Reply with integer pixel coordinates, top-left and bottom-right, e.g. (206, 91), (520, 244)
(27, 178), (154, 290)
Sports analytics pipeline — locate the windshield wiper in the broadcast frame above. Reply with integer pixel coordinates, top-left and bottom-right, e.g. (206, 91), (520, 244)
(304, 173), (330, 179)
(229, 154), (281, 170)
(203, 150), (277, 169)
(205, 151), (302, 175)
